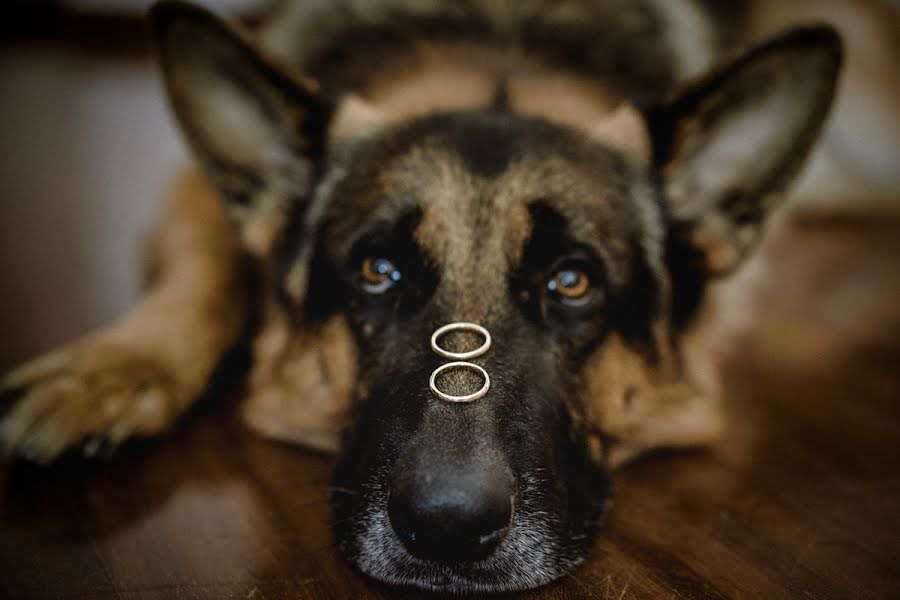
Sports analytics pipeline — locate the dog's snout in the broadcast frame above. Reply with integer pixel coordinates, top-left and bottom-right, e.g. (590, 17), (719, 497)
(388, 462), (514, 563)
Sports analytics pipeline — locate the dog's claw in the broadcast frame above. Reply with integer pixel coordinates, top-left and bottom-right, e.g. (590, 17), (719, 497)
(82, 434), (118, 459)
(82, 435), (105, 458)
(20, 443), (38, 464)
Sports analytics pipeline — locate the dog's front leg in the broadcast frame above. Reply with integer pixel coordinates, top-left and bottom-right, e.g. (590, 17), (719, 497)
(0, 171), (249, 463)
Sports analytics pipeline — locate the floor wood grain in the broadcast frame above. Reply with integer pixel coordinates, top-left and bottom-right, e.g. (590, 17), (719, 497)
(2, 205), (899, 599)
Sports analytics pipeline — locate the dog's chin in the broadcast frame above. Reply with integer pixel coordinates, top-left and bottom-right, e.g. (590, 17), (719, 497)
(334, 476), (610, 594)
(342, 512), (589, 594)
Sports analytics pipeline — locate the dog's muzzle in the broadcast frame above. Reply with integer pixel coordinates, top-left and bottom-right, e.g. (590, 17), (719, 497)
(382, 322), (513, 564)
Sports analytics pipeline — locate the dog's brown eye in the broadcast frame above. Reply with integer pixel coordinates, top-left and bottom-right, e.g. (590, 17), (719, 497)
(361, 257), (402, 293)
(547, 269), (591, 304)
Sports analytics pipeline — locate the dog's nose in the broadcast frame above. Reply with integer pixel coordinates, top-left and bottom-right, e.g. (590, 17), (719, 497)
(388, 464), (514, 563)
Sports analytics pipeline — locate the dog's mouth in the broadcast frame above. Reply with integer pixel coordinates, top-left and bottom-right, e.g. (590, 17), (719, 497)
(331, 447), (610, 593)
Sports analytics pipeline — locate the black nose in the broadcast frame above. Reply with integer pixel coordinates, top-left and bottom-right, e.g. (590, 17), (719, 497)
(388, 463), (514, 563)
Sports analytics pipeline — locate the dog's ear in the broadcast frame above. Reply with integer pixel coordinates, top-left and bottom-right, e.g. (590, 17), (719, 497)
(652, 26), (842, 276)
(150, 0), (331, 256)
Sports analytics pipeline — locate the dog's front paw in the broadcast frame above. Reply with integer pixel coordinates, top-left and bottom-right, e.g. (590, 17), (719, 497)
(0, 339), (183, 464)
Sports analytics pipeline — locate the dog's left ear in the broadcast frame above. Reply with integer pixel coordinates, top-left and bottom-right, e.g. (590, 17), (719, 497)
(652, 26), (842, 276)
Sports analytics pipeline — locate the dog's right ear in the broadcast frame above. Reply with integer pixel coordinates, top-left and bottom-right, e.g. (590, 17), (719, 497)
(651, 26), (842, 278)
(150, 0), (331, 256)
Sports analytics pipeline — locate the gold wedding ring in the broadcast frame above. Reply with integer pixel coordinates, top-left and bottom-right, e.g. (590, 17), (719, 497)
(430, 322), (491, 360)
(429, 361), (490, 403)
(429, 322), (492, 402)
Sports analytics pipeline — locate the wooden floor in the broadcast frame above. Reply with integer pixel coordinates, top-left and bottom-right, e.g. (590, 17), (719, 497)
(2, 204), (899, 600)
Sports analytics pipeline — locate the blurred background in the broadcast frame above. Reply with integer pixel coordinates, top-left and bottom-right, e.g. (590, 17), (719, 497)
(0, 0), (898, 371)
(0, 0), (269, 369)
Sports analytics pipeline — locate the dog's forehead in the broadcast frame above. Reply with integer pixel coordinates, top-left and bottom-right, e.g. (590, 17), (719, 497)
(323, 112), (653, 289)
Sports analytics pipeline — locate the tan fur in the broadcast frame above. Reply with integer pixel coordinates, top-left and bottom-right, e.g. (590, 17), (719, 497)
(329, 94), (390, 141)
(580, 330), (723, 467)
(508, 75), (651, 163)
(508, 71), (617, 124)
(0, 170), (248, 462)
(411, 152), (533, 319)
(585, 103), (653, 165)
(242, 300), (358, 453)
(362, 42), (497, 123)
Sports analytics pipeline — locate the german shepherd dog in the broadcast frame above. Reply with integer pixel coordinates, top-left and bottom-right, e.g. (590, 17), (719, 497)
(0, 0), (841, 593)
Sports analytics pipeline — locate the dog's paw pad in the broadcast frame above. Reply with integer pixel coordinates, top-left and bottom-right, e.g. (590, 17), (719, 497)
(0, 342), (180, 464)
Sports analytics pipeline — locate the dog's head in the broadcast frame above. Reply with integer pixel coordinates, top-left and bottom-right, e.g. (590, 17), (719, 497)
(150, 1), (841, 592)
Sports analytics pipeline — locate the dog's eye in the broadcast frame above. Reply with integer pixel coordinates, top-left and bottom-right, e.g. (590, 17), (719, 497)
(360, 257), (402, 293)
(547, 268), (591, 305)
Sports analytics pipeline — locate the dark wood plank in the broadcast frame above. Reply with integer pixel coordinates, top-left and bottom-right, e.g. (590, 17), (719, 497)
(2, 203), (899, 599)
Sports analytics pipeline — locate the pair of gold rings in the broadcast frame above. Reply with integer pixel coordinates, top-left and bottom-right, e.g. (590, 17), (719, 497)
(429, 322), (491, 403)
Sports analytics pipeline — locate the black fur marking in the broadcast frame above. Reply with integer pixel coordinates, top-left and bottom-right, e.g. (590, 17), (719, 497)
(445, 112), (523, 178)
(664, 225), (708, 330)
(491, 77), (510, 111)
(609, 239), (663, 362)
